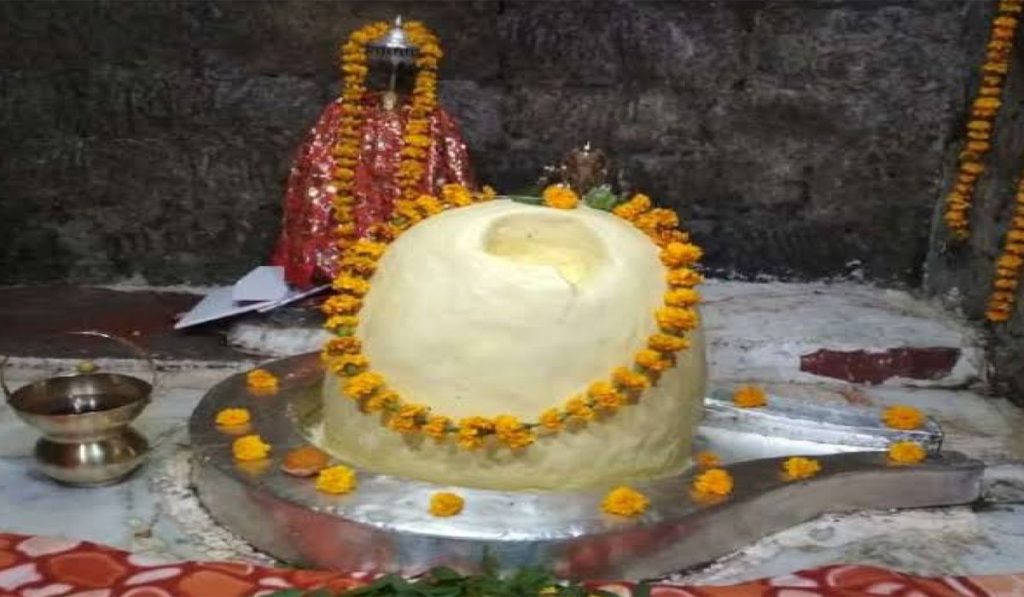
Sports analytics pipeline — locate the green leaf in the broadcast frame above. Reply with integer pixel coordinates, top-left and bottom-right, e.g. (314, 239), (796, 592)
(632, 581), (653, 597)
(427, 567), (464, 582)
(307, 589), (334, 597)
(263, 590), (306, 597)
(582, 184), (620, 211)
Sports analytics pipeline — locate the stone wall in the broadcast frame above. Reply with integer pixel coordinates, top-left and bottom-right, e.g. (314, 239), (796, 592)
(924, 0), (1024, 403)
(0, 0), (986, 285)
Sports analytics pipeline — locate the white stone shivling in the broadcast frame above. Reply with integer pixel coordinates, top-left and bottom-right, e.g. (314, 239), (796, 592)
(322, 199), (706, 490)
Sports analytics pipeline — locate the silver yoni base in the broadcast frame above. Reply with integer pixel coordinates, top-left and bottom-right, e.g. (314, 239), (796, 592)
(189, 353), (983, 579)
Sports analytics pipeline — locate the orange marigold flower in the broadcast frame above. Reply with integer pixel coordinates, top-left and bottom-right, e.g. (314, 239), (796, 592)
(588, 381), (626, 410)
(429, 491), (465, 517)
(782, 456), (822, 480)
(441, 183), (474, 207)
(457, 416), (495, 450)
(423, 415), (451, 440)
(325, 336), (362, 355)
(388, 403), (428, 433)
(565, 396), (597, 423)
(414, 194), (444, 215)
(887, 441), (927, 465)
(246, 369), (279, 394)
(998, 254), (1024, 269)
(363, 388), (399, 413)
(325, 353), (368, 375)
(232, 434), (270, 462)
(612, 194), (652, 220)
(539, 407), (564, 431)
(660, 242), (703, 267)
(366, 222), (400, 242)
(215, 408), (250, 427)
(733, 385), (767, 408)
(612, 366), (650, 390)
(635, 348), (671, 372)
(695, 451), (721, 469)
(339, 256), (378, 277)
(315, 465), (357, 494)
(648, 332), (690, 353)
(882, 405), (925, 430)
(693, 468), (734, 497)
(601, 486), (649, 517)
(655, 307), (699, 332)
(542, 185), (579, 209)
(665, 288), (701, 307)
(494, 415), (535, 449)
(344, 371), (385, 399)
(324, 315), (358, 333)
(321, 295), (361, 316)
(333, 275), (371, 297)
(666, 268), (703, 288)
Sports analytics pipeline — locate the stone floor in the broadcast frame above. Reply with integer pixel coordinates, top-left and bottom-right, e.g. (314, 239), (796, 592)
(1, 281), (1023, 583)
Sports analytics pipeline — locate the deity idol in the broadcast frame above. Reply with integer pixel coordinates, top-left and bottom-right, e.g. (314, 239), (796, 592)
(271, 18), (476, 288)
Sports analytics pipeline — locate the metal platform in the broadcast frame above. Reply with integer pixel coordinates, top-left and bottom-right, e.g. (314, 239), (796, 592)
(189, 353), (983, 579)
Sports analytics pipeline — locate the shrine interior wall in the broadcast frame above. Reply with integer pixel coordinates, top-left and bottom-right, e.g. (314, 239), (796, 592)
(924, 12), (1024, 403)
(0, 0), (989, 286)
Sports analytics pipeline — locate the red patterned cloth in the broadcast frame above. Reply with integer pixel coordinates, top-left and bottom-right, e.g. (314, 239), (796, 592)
(270, 93), (476, 288)
(3, 533), (1024, 597)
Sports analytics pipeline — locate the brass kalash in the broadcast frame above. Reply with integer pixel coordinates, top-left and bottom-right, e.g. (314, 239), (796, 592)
(2, 331), (154, 486)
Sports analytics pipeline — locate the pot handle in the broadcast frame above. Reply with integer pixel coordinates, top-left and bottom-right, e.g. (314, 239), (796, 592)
(0, 330), (158, 400)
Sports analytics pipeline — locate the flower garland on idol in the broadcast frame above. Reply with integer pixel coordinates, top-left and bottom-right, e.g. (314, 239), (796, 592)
(330, 20), (443, 248)
(321, 184), (703, 452)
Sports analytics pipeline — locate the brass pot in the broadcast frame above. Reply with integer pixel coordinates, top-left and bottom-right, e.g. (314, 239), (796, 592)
(2, 331), (155, 487)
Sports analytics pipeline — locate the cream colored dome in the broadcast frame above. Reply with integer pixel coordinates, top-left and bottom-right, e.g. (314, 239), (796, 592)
(322, 199), (706, 490)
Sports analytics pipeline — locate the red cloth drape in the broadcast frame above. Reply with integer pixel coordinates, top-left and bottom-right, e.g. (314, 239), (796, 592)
(0, 532), (1018, 596)
(270, 94), (475, 288)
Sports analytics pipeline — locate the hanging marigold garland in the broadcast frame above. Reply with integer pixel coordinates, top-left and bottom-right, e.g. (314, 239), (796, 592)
(986, 175), (1024, 321)
(943, 0), (1021, 240)
(330, 20), (443, 248)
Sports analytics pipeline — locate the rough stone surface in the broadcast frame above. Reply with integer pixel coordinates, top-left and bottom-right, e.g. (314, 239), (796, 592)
(923, 1), (1024, 405)
(0, 0), (987, 285)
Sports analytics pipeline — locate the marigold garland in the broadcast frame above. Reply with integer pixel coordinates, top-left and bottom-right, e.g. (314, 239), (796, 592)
(321, 187), (702, 452)
(600, 486), (650, 517)
(331, 20), (443, 252)
(986, 172), (1024, 321)
(943, 0), (1021, 240)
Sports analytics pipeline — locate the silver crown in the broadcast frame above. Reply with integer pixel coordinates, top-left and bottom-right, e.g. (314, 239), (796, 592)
(367, 16), (419, 66)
